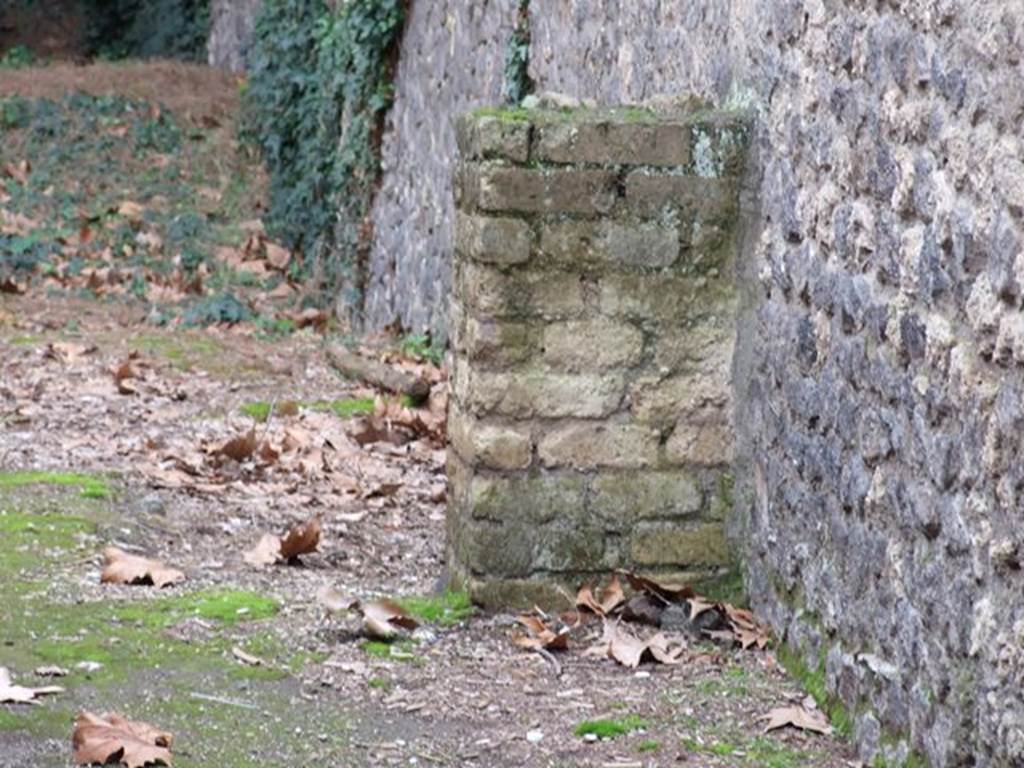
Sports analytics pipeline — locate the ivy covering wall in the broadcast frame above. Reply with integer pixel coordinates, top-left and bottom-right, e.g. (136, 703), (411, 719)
(242, 0), (405, 314)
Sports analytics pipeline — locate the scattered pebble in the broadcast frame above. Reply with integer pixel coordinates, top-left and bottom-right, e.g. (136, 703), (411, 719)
(526, 730), (544, 744)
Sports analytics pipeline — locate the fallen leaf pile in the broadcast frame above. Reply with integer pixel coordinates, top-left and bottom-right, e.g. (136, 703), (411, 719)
(244, 513), (322, 566)
(350, 386), (448, 448)
(509, 571), (772, 669)
(0, 667), (63, 705)
(72, 711), (173, 768)
(100, 548), (185, 589)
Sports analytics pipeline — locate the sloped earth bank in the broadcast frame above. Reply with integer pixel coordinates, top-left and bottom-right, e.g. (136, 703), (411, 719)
(1, 62), (853, 767)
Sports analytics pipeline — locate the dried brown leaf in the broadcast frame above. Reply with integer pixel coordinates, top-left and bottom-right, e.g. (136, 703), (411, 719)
(264, 241), (291, 270)
(0, 667), (63, 704)
(243, 533), (282, 567)
(617, 570), (695, 603)
(762, 705), (833, 735)
(217, 428), (258, 462)
(576, 574), (626, 616)
(358, 599), (420, 640)
(72, 711), (173, 768)
(100, 547), (184, 589)
(513, 614), (570, 651)
(279, 514), (321, 560)
(45, 341), (97, 363)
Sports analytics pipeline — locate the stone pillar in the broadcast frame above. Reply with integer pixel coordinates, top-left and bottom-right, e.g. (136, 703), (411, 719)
(447, 105), (747, 607)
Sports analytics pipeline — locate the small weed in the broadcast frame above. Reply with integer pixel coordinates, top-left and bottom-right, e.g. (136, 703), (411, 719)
(368, 677), (391, 690)
(0, 470), (111, 499)
(574, 715), (648, 740)
(398, 333), (443, 366)
(241, 401), (272, 422)
(637, 740), (661, 753)
(309, 397), (376, 419)
(396, 591), (474, 627)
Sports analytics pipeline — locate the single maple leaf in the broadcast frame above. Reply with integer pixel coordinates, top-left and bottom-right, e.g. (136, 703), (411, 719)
(0, 667), (63, 705)
(217, 428), (258, 462)
(589, 621), (688, 668)
(576, 574), (626, 616)
(244, 514), (321, 567)
(264, 241), (291, 270)
(604, 622), (648, 668)
(72, 711), (173, 768)
(100, 547), (184, 588)
(243, 533), (283, 566)
(762, 704), (833, 735)
(279, 513), (321, 560)
(617, 570), (695, 603)
(355, 599), (420, 640)
(513, 614), (570, 651)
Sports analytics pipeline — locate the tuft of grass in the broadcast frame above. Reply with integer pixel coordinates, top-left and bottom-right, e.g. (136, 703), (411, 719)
(241, 401), (272, 422)
(0, 470), (111, 499)
(574, 715), (648, 740)
(396, 591), (474, 627)
(367, 677), (391, 690)
(637, 739), (661, 753)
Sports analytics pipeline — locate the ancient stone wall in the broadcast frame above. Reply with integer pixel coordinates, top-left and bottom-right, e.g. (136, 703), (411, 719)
(729, 3), (1024, 766)
(446, 107), (746, 607)
(362, 0), (521, 335)
(207, 0), (262, 72)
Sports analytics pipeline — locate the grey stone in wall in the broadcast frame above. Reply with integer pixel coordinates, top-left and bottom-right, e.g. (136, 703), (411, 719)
(207, 0), (262, 72)
(363, 0), (520, 336)
(527, 0), (732, 103)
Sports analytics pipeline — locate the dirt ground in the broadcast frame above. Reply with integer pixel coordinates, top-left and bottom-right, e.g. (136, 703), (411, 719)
(0, 60), (858, 768)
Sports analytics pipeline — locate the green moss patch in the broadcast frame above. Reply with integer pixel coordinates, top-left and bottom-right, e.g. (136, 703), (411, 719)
(241, 396), (376, 422)
(776, 643), (853, 739)
(361, 640), (417, 662)
(114, 589), (280, 628)
(396, 591), (473, 627)
(574, 715), (648, 739)
(0, 470), (111, 499)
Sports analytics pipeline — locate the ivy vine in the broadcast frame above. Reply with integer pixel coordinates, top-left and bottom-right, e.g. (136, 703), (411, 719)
(502, 0), (533, 105)
(242, 0), (405, 314)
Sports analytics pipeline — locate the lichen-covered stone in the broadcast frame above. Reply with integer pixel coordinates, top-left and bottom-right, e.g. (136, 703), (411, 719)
(542, 319), (644, 371)
(461, 370), (625, 418)
(590, 471), (703, 527)
(532, 118), (692, 166)
(455, 212), (533, 266)
(629, 523), (730, 567)
(540, 220), (681, 269)
(538, 422), (660, 469)
(448, 405), (533, 470)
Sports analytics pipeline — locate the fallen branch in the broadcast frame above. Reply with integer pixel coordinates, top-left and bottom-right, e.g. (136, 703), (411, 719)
(326, 347), (431, 402)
